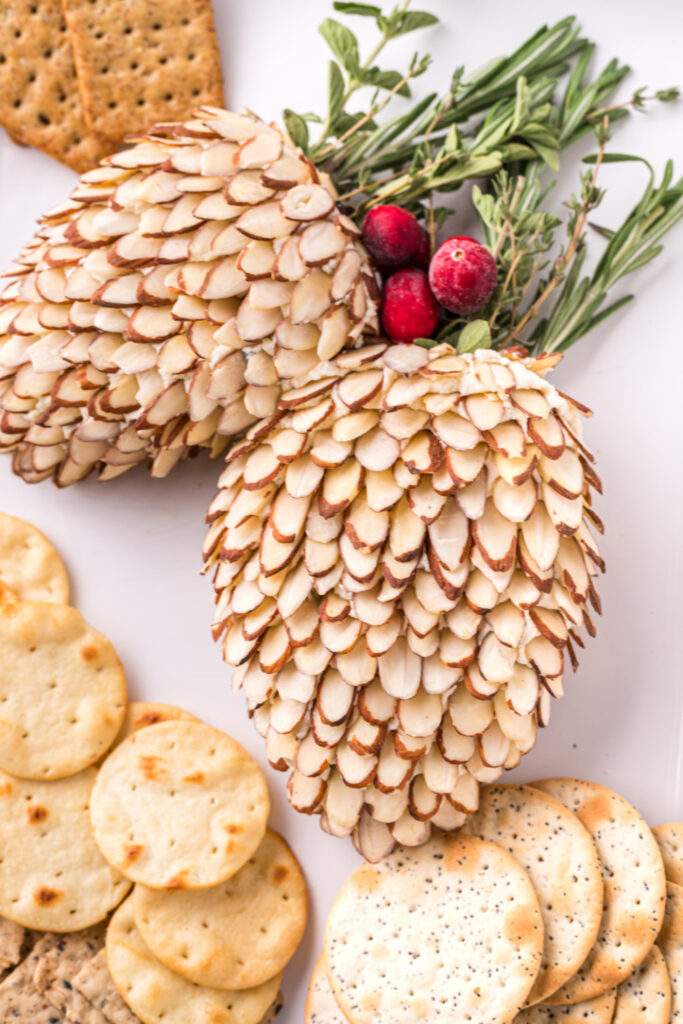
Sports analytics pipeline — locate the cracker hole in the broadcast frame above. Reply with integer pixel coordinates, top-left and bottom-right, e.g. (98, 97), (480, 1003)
(130, 61), (139, 70)
(163, 92), (173, 101)
(108, 101), (117, 110)
(43, 48), (53, 58)
(123, 25), (132, 34)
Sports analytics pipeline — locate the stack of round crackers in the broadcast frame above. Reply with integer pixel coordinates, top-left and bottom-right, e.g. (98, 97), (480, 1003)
(307, 777), (683, 1024)
(0, 513), (307, 1023)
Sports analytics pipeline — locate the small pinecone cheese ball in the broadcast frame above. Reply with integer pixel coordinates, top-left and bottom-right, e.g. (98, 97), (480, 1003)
(204, 343), (604, 858)
(0, 108), (379, 485)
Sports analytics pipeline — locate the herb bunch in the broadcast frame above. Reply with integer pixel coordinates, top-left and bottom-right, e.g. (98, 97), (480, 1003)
(285, 1), (681, 355)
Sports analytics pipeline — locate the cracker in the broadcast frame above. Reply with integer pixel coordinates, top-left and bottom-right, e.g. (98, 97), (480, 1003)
(0, 0), (108, 171)
(534, 778), (666, 1004)
(69, 950), (139, 1024)
(612, 945), (671, 1023)
(514, 991), (616, 1022)
(30, 927), (104, 992)
(653, 823), (683, 887)
(657, 881), (683, 1023)
(60, 0), (224, 143)
(461, 783), (604, 1005)
(0, 768), (131, 931)
(0, 514), (70, 605)
(304, 957), (348, 1024)
(91, 721), (270, 889)
(324, 833), (544, 1024)
(106, 899), (281, 1024)
(0, 916), (26, 977)
(114, 702), (199, 747)
(133, 829), (307, 989)
(0, 600), (127, 780)
(0, 949), (66, 1022)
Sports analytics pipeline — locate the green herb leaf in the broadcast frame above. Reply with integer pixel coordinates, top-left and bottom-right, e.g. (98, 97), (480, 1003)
(328, 61), (346, 125)
(320, 17), (360, 75)
(282, 109), (309, 152)
(332, 1), (381, 15)
(390, 10), (439, 36)
(457, 320), (492, 353)
(361, 67), (411, 97)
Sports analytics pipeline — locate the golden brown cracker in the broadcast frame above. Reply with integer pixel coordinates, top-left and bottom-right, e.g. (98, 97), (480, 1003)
(60, 0), (225, 143)
(0, 0), (108, 170)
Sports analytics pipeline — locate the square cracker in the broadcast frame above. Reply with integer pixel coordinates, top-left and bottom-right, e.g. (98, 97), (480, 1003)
(0, 0), (109, 171)
(60, 0), (225, 143)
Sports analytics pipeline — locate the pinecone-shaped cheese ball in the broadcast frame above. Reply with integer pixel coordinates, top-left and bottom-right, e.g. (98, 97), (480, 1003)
(204, 343), (604, 858)
(0, 108), (379, 485)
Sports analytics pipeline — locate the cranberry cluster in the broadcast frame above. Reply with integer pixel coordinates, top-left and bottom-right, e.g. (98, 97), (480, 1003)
(362, 205), (498, 344)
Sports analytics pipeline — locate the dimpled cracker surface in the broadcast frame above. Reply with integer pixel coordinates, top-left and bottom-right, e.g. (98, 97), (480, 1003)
(113, 702), (199, 747)
(133, 829), (307, 989)
(106, 899), (281, 1024)
(60, 0), (224, 143)
(0, 768), (131, 931)
(534, 779), (666, 1005)
(612, 945), (671, 1023)
(515, 990), (616, 1022)
(657, 881), (683, 1022)
(0, 0), (108, 170)
(461, 784), (603, 1005)
(653, 823), (683, 887)
(0, 514), (70, 604)
(0, 600), (127, 779)
(324, 834), (544, 1024)
(91, 721), (269, 889)
(304, 958), (348, 1024)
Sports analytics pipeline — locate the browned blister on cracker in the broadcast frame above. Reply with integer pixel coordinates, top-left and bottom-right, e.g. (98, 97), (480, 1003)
(0, 0), (109, 170)
(60, 0), (225, 143)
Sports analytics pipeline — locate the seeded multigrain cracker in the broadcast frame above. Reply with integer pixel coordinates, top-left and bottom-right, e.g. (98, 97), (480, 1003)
(0, 917), (26, 978)
(0, 514), (70, 604)
(45, 948), (138, 1024)
(0, 943), (67, 1022)
(0, 600), (127, 780)
(91, 721), (270, 889)
(534, 779), (666, 1005)
(653, 823), (683, 886)
(0, 0), (108, 170)
(106, 899), (281, 1024)
(132, 829), (307, 989)
(304, 958), (348, 1024)
(461, 784), (604, 1005)
(612, 945), (671, 1023)
(0, 769), (131, 931)
(514, 991), (617, 1022)
(325, 834), (544, 1024)
(658, 882), (683, 1023)
(60, 0), (224, 143)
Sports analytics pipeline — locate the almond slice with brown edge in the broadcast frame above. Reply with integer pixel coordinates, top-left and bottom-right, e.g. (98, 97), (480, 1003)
(281, 183), (335, 221)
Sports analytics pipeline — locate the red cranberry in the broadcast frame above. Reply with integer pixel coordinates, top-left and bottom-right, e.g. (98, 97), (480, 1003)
(363, 205), (430, 269)
(429, 236), (497, 315)
(381, 268), (440, 344)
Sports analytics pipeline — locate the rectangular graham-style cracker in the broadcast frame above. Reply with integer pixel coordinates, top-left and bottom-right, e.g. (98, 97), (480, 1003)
(0, 0), (110, 171)
(60, 0), (225, 143)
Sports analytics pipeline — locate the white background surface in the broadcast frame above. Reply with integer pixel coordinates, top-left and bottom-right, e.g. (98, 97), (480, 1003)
(1, 0), (683, 1018)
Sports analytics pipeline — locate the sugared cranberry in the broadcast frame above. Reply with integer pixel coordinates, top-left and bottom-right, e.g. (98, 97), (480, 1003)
(381, 268), (440, 344)
(428, 236), (497, 315)
(363, 205), (430, 269)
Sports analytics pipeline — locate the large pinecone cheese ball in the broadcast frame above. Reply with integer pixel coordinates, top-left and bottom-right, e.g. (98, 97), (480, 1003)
(204, 343), (604, 859)
(0, 108), (378, 485)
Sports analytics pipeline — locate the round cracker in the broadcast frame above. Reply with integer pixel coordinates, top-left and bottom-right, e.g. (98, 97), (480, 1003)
(114, 702), (200, 746)
(0, 600), (127, 780)
(653, 823), (683, 887)
(612, 945), (671, 1023)
(534, 778), (666, 1004)
(132, 829), (307, 989)
(325, 833), (544, 1024)
(515, 990), (616, 1022)
(0, 513), (70, 604)
(657, 881), (683, 1023)
(0, 767), (131, 931)
(461, 783), (604, 1004)
(305, 957), (348, 1024)
(106, 899), (281, 1024)
(91, 720), (270, 889)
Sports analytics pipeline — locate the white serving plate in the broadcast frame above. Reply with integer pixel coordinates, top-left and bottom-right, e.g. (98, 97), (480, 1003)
(1, 1), (682, 1017)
